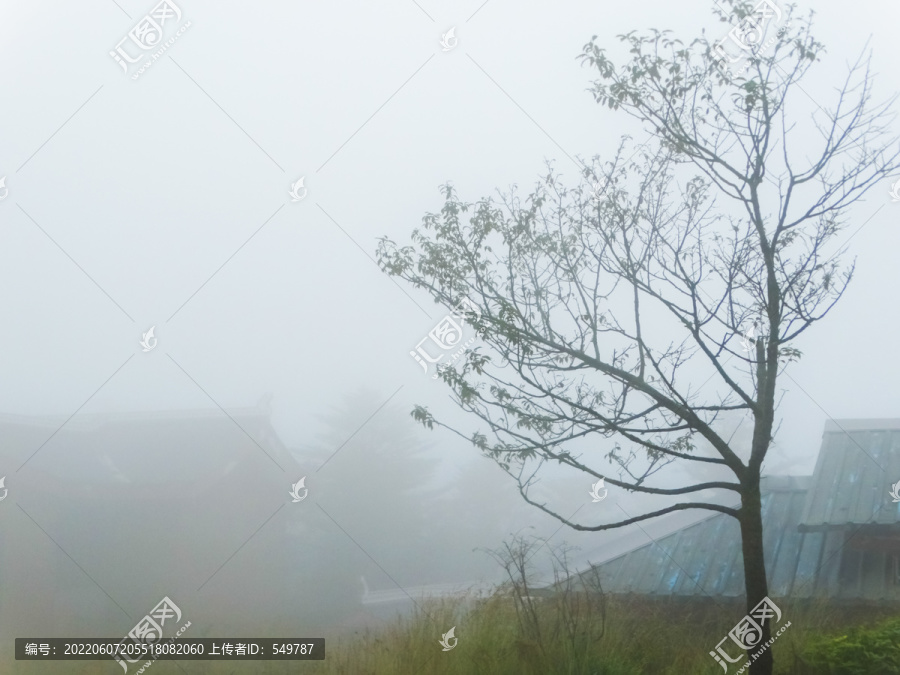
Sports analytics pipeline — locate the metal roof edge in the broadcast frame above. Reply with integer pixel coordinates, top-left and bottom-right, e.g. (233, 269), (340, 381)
(824, 419), (900, 432)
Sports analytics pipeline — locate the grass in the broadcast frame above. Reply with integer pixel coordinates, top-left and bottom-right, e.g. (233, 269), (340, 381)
(301, 595), (900, 675)
(4, 593), (898, 674)
(3, 537), (899, 674)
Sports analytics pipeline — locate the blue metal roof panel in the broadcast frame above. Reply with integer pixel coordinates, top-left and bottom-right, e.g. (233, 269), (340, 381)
(800, 421), (900, 529)
(572, 476), (839, 599)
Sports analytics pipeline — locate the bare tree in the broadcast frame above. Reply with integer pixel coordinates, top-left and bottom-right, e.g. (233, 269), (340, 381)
(377, 3), (900, 673)
(482, 533), (607, 670)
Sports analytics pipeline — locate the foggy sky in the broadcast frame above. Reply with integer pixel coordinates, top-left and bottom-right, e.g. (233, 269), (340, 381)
(1, 0), (899, 654)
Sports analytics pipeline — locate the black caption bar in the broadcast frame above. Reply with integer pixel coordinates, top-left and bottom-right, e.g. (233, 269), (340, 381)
(15, 638), (324, 660)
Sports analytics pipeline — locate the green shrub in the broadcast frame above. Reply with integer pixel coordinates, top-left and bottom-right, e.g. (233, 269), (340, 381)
(803, 616), (900, 675)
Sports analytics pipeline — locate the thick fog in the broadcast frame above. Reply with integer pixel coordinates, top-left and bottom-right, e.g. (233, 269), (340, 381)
(1, 0), (899, 667)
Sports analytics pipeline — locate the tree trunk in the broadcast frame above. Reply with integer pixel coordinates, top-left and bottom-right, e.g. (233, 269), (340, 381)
(740, 479), (773, 675)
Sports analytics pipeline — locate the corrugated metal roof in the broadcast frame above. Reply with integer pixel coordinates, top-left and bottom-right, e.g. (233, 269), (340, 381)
(562, 421), (900, 601)
(799, 420), (900, 530)
(567, 474), (900, 601)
